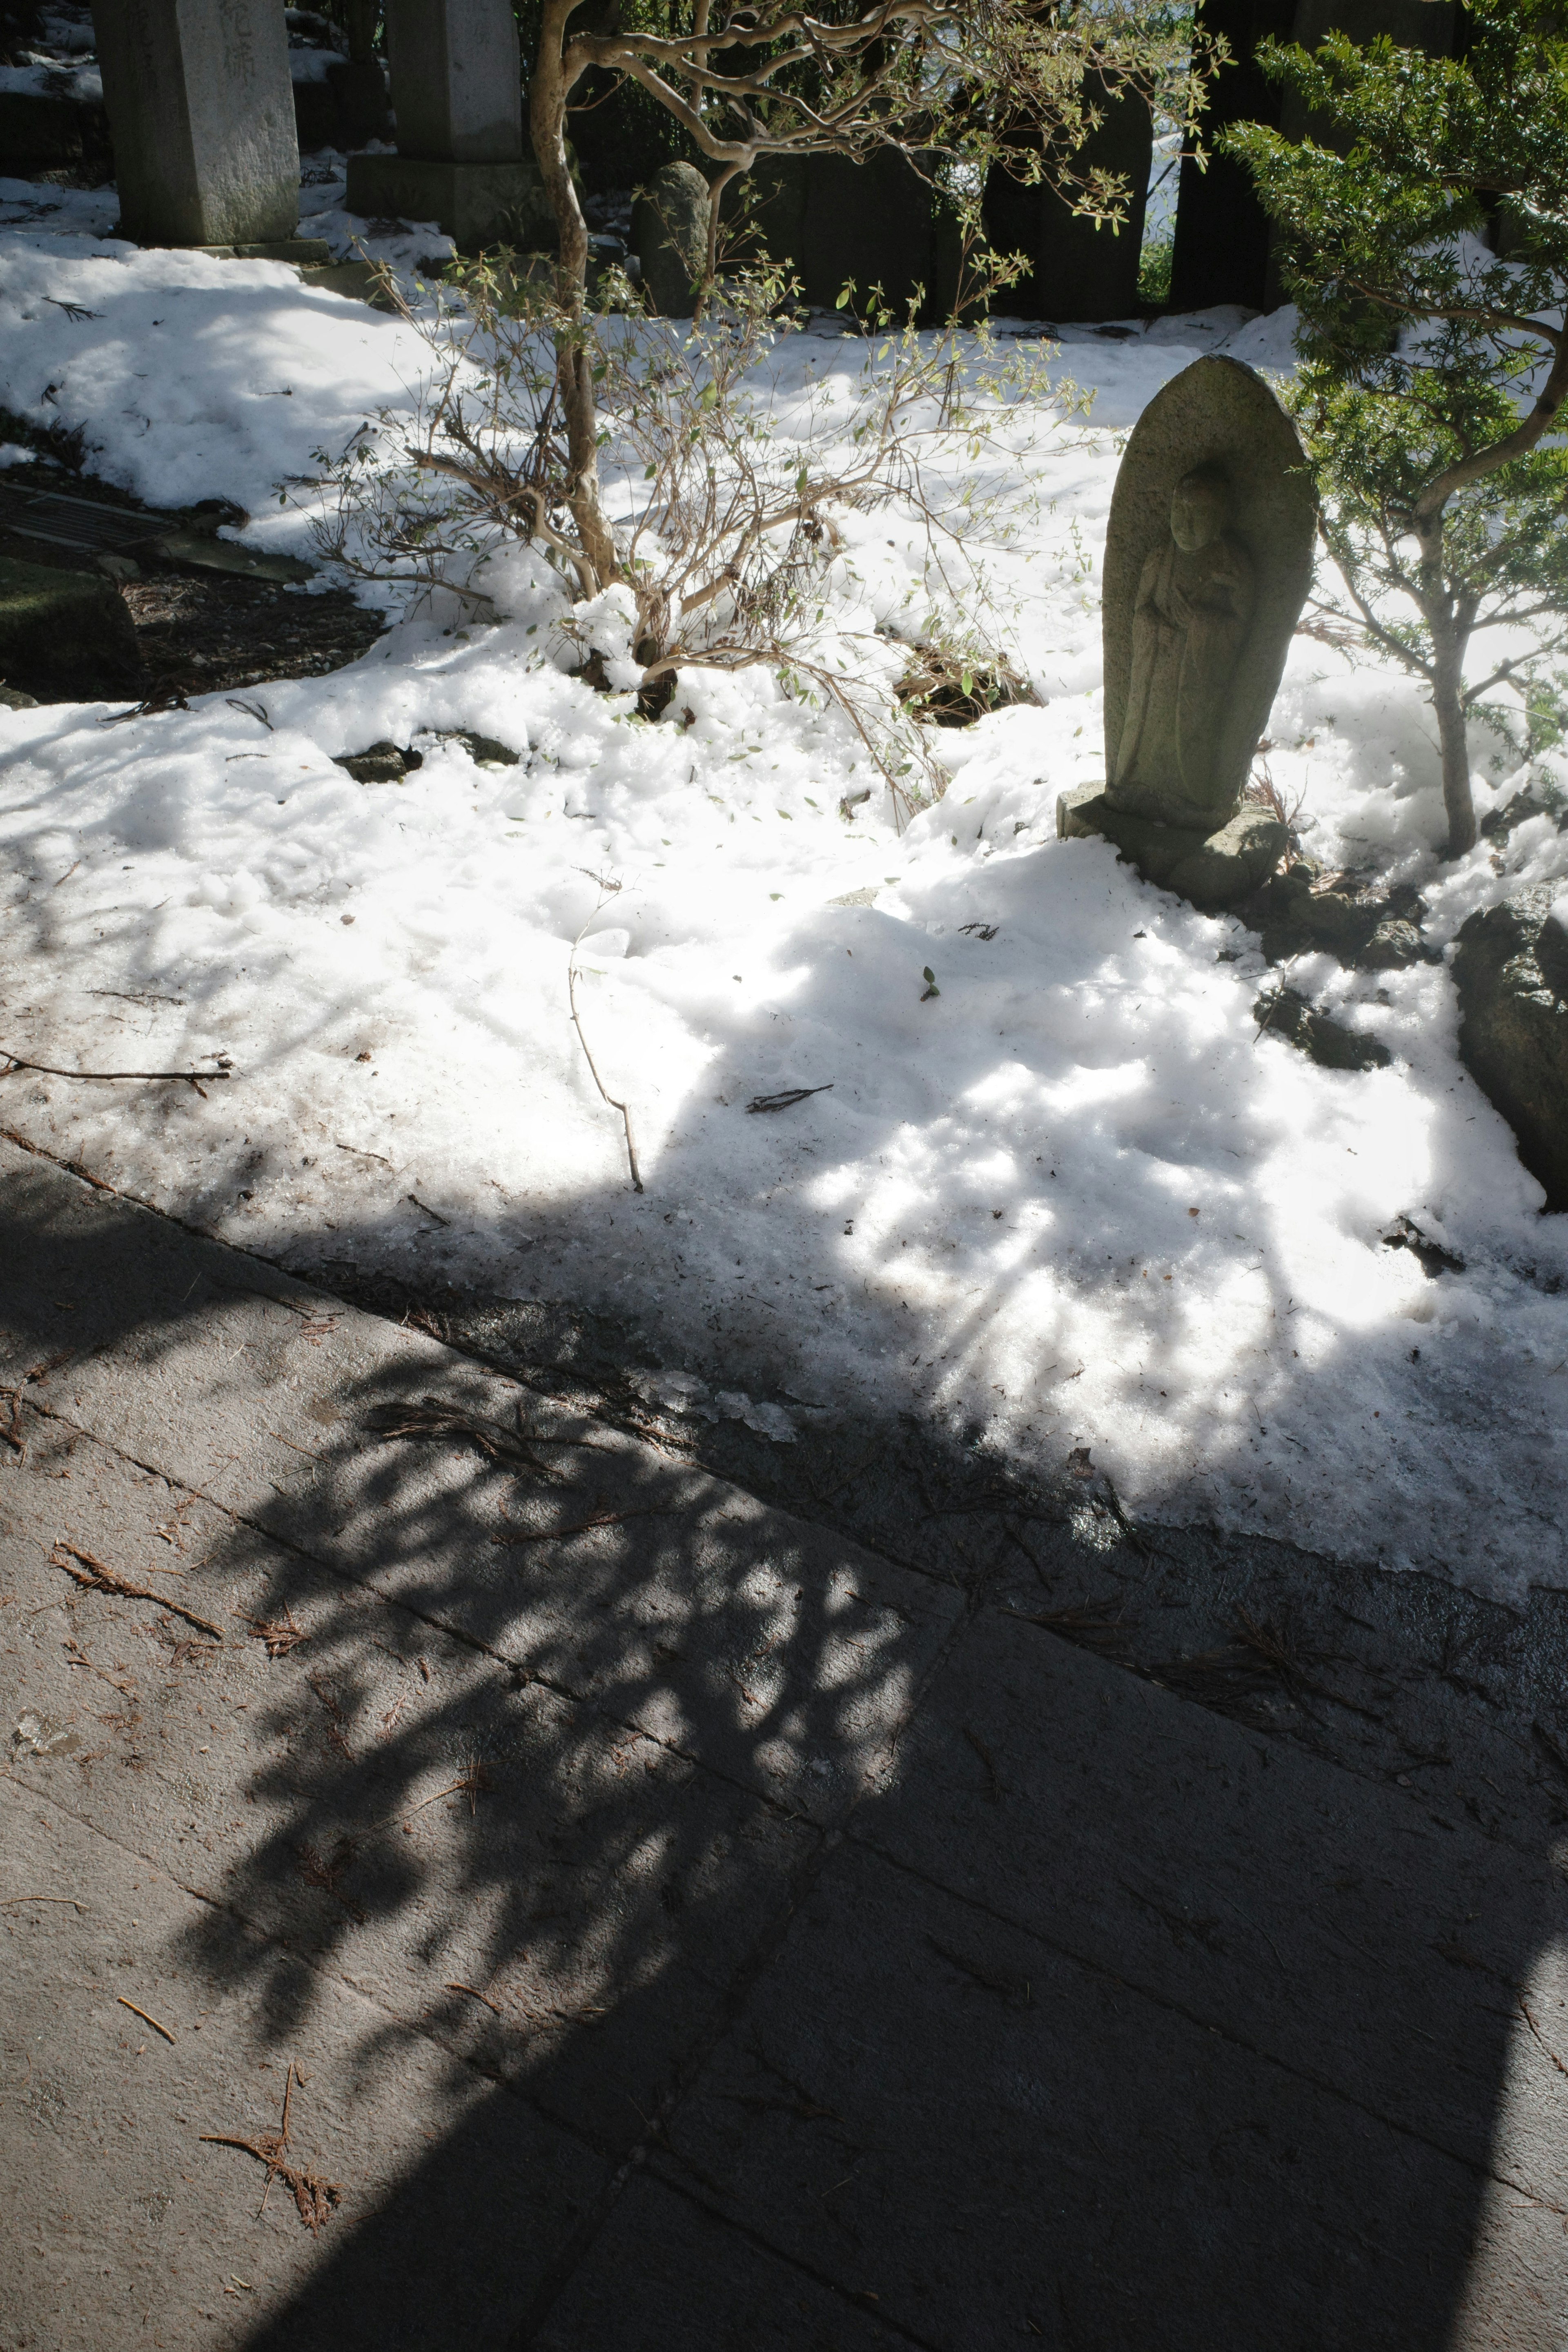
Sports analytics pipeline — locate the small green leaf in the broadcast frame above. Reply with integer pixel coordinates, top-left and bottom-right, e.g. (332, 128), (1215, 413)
(923, 967), (936, 983)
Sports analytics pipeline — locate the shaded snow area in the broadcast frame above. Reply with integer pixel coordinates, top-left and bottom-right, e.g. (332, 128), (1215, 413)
(1, 219), (1566, 1602)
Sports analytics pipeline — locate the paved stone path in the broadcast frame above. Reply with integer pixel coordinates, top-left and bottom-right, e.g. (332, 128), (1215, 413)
(1, 1134), (1565, 2350)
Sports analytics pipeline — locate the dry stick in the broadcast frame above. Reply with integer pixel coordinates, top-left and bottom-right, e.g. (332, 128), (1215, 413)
(445, 1981), (503, 2016)
(492, 1504), (673, 1547)
(200, 2060), (341, 2231)
(118, 1996), (175, 2043)
(51, 1543), (225, 1642)
(1, 1893), (89, 1910)
(0, 1046), (230, 1090)
(567, 908), (643, 1193)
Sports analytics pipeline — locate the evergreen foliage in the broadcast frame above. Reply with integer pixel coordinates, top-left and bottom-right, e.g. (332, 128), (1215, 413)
(1227, 0), (1568, 855)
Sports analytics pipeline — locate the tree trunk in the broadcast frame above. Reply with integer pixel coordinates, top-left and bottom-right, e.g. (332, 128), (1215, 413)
(528, 4), (617, 593)
(1429, 617), (1477, 859)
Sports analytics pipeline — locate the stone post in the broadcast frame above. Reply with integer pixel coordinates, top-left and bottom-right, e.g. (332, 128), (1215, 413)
(345, 0), (550, 252)
(750, 149), (936, 317)
(983, 91), (1153, 324)
(1170, 0), (1456, 313)
(90, 0), (310, 254)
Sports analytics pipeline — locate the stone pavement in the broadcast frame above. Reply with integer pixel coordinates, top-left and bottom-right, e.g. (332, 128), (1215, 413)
(1, 1131), (1566, 2352)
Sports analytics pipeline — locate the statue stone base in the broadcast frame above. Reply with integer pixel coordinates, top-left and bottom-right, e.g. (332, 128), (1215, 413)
(1058, 784), (1286, 914)
(345, 154), (550, 251)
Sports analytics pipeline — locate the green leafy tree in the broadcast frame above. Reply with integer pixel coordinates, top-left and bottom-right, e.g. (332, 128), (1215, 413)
(1227, 0), (1568, 856)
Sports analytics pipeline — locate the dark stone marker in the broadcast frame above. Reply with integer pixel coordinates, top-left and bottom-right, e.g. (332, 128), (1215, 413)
(0, 88), (111, 174)
(1453, 889), (1568, 1211)
(1170, 0), (1298, 312)
(1172, 0), (1457, 313)
(983, 89), (1153, 323)
(346, 0), (550, 250)
(1059, 353), (1314, 910)
(751, 147), (935, 315)
(632, 161), (711, 319)
(90, 0), (302, 249)
(0, 555), (145, 701)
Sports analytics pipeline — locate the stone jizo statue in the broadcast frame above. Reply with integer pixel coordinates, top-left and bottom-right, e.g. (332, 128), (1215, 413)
(1113, 465), (1254, 832)
(1058, 356), (1316, 913)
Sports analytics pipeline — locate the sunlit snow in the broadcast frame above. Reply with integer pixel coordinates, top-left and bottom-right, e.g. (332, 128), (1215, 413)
(2, 185), (1565, 1601)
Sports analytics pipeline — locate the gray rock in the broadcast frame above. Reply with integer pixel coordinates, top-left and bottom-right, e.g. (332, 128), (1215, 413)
(1358, 915), (1427, 971)
(0, 554), (145, 699)
(94, 0), (301, 248)
(1453, 888), (1568, 1210)
(333, 740), (423, 783)
(1102, 356), (1316, 833)
(1254, 985), (1392, 1072)
(1057, 783), (1285, 911)
(633, 162), (711, 318)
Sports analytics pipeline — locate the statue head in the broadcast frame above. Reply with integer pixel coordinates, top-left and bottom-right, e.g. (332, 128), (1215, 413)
(1169, 465), (1231, 554)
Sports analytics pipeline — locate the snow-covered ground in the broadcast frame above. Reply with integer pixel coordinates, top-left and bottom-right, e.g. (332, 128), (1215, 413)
(1, 196), (1565, 1604)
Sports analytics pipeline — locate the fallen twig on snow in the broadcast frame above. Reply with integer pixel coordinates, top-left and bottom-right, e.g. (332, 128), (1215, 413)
(50, 1542), (225, 1642)
(0, 1045), (232, 1097)
(746, 1085), (833, 1114)
(568, 904), (642, 1193)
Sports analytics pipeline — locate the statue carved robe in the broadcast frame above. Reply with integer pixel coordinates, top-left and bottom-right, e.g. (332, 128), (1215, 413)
(1111, 489), (1254, 830)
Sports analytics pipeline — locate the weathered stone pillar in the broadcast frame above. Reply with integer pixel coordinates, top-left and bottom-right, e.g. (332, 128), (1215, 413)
(751, 148), (936, 318)
(345, 0), (549, 251)
(983, 91), (1153, 324)
(1169, 0), (1297, 313)
(1170, 0), (1456, 313)
(90, 0), (307, 253)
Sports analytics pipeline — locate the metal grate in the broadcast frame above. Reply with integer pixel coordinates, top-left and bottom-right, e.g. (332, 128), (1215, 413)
(0, 481), (169, 555)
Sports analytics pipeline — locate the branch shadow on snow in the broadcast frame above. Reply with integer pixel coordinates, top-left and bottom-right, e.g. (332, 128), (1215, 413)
(3, 1153), (1567, 2349)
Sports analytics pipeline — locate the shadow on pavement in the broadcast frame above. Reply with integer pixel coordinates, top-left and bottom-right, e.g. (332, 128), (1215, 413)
(1, 1143), (1564, 2351)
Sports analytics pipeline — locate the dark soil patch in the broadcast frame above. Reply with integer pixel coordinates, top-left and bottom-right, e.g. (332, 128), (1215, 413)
(117, 570), (383, 700)
(0, 461), (383, 702)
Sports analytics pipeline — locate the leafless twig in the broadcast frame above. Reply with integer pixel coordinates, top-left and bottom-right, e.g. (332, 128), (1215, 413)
(569, 902), (643, 1192)
(49, 1543), (224, 1642)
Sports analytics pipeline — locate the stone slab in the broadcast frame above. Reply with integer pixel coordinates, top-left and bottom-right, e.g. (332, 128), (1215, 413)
(0, 1784), (605, 2350)
(8, 1131), (1568, 2349)
(651, 1837), (1560, 2350)
(1101, 355), (1316, 829)
(529, 2172), (911, 2351)
(93, 0), (301, 249)
(0, 1136), (960, 1820)
(858, 1604), (1568, 2185)
(343, 151), (548, 249)
(0, 1405), (824, 2159)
